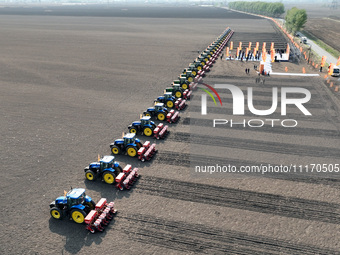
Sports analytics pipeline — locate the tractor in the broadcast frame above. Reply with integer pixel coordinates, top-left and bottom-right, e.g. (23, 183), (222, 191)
(110, 133), (156, 161)
(143, 103), (180, 123)
(155, 92), (186, 110)
(110, 133), (143, 157)
(84, 155), (122, 184)
(155, 92), (178, 108)
(144, 103), (169, 121)
(128, 116), (156, 136)
(129, 116), (169, 139)
(173, 76), (190, 90)
(50, 188), (97, 224)
(166, 84), (191, 100)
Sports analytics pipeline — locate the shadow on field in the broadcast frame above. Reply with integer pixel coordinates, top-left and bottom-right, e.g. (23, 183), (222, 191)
(49, 217), (111, 254)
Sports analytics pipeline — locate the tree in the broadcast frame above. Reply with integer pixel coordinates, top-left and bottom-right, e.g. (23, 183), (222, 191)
(285, 7), (307, 34)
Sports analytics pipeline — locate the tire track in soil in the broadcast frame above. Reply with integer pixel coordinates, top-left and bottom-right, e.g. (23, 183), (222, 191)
(133, 176), (340, 224)
(170, 132), (340, 159)
(181, 118), (340, 138)
(119, 213), (339, 255)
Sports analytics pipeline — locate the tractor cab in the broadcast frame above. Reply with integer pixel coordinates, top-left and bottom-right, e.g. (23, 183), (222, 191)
(164, 92), (174, 101)
(140, 116), (152, 127)
(66, 188), (87, 208)
(99, 156), (115, 171)
(155, 103), (166, 112)
(172, 84), (182, 91)
(123, 133), (137, 147)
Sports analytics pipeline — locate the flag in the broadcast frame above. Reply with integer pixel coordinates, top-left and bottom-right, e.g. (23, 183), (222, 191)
(230, 41), (233, 50)
(226, 47), (229, 57)
(321, 56), (327, 67)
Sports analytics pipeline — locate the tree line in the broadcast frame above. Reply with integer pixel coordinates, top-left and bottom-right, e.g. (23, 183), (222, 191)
(228, 1), (285, 17)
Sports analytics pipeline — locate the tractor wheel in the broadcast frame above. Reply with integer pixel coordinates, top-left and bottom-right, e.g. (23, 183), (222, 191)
(103, 171), (116, 184)
(188, 77), (193, 83)
(127, 146), (137, 157)
(181, 83), (188, 90)
(85, 200), (96, 211)
(166, 100), (174, 108)
(50, 207), (63, 220)
(175, 91), (182, 98)
(144, 112), (151, 117)
(111, 145), (121, 155)
(85, 170), (96, 181)
(71, 209), (86, 224)
(136, 141), (143, 149)
(197, 66), (202, 71)
(201, 62), (205, 66)
(114, 165), (123, 174)
(129, 127), (137, 133)
(204, 58), (208, 62)
(157, 112), (165, 121)
(143, 127), (153, 137)
(192, 70), (197, 76)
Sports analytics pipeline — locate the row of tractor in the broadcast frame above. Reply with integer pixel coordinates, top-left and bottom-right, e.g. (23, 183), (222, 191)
(49, 27), (234, 233)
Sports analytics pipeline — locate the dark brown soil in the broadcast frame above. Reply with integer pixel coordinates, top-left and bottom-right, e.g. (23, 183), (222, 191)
(1, 6), (339, 255)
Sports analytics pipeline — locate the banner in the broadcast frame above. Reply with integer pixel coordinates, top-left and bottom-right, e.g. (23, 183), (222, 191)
(286, 44), (290, 59)
(256, 42), (259, 50)
(270, 42), (274, 51)
(328, 63), (334, 75)
(239, 41), (242, 50)
(236, 47), (240, 58)
(226, 47), (229, 57)
(337, 56), (340, 66)
(271, 50), (275, 62)
(248, 42), (252, 50)
(230, 41), (233, 50)
(262, 42), (266, 52)
(321, 56), (327, 67)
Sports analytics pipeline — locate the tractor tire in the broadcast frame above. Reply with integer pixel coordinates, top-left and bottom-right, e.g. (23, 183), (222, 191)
(114, 165), (123, 174)
(143, 127), (153, 137)
(144, 112), (151, 117)
(85, 170), (96, 181)
(197, 66), (202, 71)
(157, 112), (165, 121)
(103, 171), (116, 184)
(201, 62), (205, 66)
(127, 146), (137, 157)
(50, 207), (63, 220)
(136, 141), (143, 149)
(192, 70), (197, 76)
(188, 77), (193, 83)
(166, 100), (174, 108)
(71, 209), (86, 224)
(129, 127), (137, 134)
(181, 83), (188, 90)
(111, 145), (121, 155)
(84, 200), (96, 212)
(175, 91), (182, 98)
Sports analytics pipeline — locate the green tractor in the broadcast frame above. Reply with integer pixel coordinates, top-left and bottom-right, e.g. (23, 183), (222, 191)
(173, 76), (190, 90)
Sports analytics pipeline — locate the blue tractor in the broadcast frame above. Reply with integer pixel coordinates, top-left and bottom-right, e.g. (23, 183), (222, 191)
(110, 133), (143, 157)
(49, 188), (96, 224)
(128, 116), (156, 136)
(143, 103), (168, 121)
(155, 92), (177, 108)
(84, 155), (122, 184)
